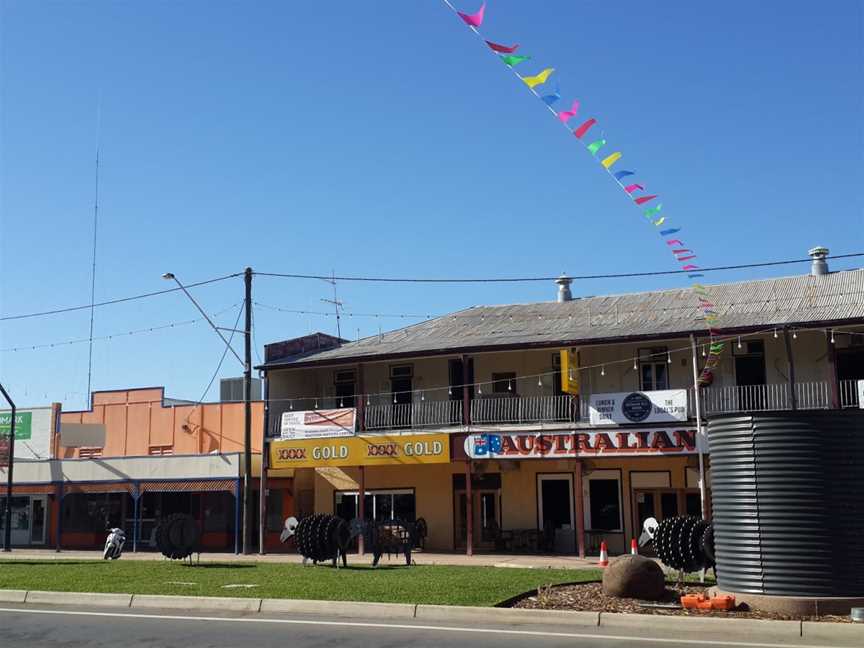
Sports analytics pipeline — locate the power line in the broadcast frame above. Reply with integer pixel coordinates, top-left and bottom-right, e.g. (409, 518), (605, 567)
(254, 252), (864, 284)
(1, 304), (239, 353)
(3, 253), (862, 323)
(0, 273), (242, 322)
(183, 303), (246, 423)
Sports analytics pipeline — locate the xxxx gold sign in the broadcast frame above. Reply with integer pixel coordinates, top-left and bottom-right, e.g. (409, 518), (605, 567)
(269, 433), (451, 469)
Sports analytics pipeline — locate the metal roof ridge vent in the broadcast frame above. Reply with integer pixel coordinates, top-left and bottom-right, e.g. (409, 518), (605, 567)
(555, 273), (573, 302)
(808, 246), (829, 276)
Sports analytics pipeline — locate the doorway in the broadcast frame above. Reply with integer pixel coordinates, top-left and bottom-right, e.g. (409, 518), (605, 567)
(735, 342), (767, 410)
(454, 489), (500, 549)
(537, 474), (575, 553)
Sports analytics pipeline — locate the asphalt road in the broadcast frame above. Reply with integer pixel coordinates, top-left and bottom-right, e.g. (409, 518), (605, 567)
(0, 604), (856, 648)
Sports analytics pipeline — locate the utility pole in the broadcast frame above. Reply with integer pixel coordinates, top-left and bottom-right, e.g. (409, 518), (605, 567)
(1, 383), (17, 552)
(243, 267), (254, 554)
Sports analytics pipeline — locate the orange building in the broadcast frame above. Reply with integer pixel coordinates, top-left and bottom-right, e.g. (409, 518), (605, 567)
(4, 387), (291, 553)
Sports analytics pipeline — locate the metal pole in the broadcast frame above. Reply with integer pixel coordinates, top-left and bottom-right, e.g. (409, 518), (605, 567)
(357, 465), (365, 556)
(689, 335), (708, 520)
(259, 372), (268, 555)
(573, 459), (586, 559)
(1, 383), (16, 552)
(782, 327), (798, 411)
(243, 267), (253, 554)
(465, 460), (473, 557)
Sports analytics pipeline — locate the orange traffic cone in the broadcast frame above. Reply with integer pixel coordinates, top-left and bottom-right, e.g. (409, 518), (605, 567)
(598, 540), (609, 567)
(630, 538), (638, 555)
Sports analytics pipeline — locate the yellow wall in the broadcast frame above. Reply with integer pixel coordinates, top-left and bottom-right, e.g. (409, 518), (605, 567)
(306, 455), (697, 553)
(313, 462), (466, 551)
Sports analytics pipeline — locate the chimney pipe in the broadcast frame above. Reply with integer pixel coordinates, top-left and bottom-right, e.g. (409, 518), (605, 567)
(556, 274), (573, 302)
(808, 246), (829, 276)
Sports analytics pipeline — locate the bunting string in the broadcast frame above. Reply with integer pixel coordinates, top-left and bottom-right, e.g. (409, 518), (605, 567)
(442, 1), (723, 383)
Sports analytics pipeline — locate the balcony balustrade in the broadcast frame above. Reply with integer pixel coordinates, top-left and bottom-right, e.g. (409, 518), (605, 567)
(268, 379), (860, 434)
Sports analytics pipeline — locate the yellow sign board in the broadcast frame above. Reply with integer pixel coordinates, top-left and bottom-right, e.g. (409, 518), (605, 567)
(560, 349), (580, 395)
(269, 433), (451, 469)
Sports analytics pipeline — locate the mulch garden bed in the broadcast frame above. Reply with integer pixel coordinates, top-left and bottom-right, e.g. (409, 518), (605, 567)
(510, 581), (852, 623)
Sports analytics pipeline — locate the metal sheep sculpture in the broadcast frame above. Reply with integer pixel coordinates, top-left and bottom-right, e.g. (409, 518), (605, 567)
(281, 514), (354, 567)
(281, 515), (426, 568)
(639, 515), (715, 576)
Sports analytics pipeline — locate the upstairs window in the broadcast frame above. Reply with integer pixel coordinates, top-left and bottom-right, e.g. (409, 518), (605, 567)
(78, 447), (103, 459)
(639, 347), (669, 391)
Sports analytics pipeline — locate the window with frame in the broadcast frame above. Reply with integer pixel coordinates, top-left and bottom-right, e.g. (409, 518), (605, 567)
(588, 476), (622, 531)
(148, 445), (173, 456)
(335, 488), (416, 523)
(638, 347), (669, 391)
(334, 370), (356, 408)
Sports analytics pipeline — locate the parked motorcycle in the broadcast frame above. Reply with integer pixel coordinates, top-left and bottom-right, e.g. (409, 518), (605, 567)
(103, 528), (127, 560)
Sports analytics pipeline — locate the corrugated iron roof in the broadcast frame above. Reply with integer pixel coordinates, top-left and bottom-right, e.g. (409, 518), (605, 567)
(259, 269), (864, 369)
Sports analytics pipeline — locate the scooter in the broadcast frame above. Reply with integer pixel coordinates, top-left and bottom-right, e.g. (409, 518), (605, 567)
(103, 528), (127, 560)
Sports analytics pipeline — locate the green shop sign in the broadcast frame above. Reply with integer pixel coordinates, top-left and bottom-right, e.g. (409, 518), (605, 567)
(0, 412), (32, 440)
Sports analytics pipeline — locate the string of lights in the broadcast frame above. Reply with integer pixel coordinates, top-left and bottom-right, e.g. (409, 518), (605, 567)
(0, 304), (240, 353)
(250, 325), (862, 407)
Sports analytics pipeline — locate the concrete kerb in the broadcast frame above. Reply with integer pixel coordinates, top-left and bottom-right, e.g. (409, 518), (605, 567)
(4, 589), (861, 641)
(801, 621), (863, 643)
(0, 590), (27, 603)
(597, 611), (803, 637)
(415, 604), (600, 627)
(24, 591), (133, 608)
(131, 594), (262, 613)
(261, 599), (416, 620)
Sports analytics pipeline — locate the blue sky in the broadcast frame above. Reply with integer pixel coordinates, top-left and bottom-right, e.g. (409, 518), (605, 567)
(1, 0), (862, 409)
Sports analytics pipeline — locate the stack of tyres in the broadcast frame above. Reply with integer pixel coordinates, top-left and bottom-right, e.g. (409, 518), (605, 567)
(155, 513), (201, 560)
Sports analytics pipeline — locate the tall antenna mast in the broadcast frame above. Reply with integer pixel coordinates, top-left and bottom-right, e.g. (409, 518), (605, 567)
(86, 94), (101, 408)
(321, 270), (343, 340)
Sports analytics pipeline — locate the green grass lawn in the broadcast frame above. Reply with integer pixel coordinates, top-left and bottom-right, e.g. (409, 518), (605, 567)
(0, 560), (600, 607)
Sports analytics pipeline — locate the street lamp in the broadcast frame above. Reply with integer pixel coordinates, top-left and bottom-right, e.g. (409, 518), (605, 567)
(163, 269), (254, 555)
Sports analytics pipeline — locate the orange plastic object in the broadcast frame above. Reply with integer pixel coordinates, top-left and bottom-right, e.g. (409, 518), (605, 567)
(711, 595), (736, 610)
(680, 594), (705, 609)
(696, 598), (714, 610)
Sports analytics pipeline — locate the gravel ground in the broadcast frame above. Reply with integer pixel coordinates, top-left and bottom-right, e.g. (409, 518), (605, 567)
(511, 582), (852, 623)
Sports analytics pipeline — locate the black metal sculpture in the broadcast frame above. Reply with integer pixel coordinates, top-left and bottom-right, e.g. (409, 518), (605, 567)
(639, 515), (715, 574)
(351, 518), (417, 567)
(281, 514), (354, 567)
(154, 513), (200, 562)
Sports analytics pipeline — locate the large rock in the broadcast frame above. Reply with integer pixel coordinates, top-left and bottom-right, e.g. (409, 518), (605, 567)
(602, 555), (666, 600)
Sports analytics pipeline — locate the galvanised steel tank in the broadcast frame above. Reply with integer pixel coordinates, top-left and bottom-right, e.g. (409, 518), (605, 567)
(708, 410), (864, 597)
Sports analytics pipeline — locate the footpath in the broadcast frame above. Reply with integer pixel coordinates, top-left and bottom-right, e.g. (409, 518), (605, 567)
(0, 548), (600, 570)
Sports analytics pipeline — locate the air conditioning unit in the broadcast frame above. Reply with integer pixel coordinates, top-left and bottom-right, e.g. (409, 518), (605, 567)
(219, 377), (262, 403)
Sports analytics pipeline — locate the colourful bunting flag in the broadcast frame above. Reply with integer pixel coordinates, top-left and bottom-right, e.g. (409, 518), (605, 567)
(672, 249), (692, 254)
(666, 239), (684, 246)
(458, 2), (486, 28)
(653, 217), (666, 226)
(541, 85), (561, 106)
(634, 194), (658, 205)
(557, 100), (579, 123)
(573, 118), (597, 139)
(501, 54), (530, 66)
(486, 40), (519, 54)
(586, 139), (606, 155)
(644, 204), (663, 217)
(613, 170), (635, 181)
(601, 152), (622, 168)
(521, 68), (554, 88)
(625, 184), (644, 194)
(660, 228), (680, 236)
(677, 255), (697, 261)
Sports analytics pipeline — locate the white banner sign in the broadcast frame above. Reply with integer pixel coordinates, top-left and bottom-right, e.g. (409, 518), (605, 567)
(280, 408), (356, 440)
(589, 389), (688, 425)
